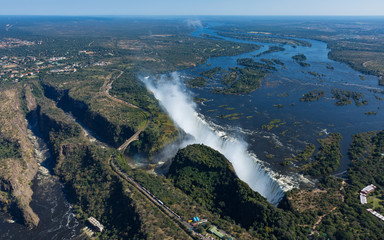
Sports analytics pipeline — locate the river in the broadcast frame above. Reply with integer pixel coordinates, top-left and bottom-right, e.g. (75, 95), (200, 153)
(188, 23), (384, 174)
(0, 120), (83, 240)
(1, 19), (383, 235)
(144, 22), (384, 199)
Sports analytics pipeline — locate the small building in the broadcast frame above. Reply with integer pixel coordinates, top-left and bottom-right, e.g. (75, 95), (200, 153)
(208, 226), (225, 239)
(360, 184), (377, 195)
(87, 217), (104, 232)
(367, 209), (384, 222)
(360, 194), (367, 204)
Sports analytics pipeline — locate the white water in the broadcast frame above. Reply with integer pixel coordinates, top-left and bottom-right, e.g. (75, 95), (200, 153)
(141, 73), (285, 204)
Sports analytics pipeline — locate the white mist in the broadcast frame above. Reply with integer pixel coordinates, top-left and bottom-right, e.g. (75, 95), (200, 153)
(141, 73), (285, 204)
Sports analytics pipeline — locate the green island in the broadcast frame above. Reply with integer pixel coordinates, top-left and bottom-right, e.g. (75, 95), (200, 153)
(186, 76), (207, 88)
(273, 104), (284, 108)
(260, 58), (276, 66)
(199, 67), (223, 79)
(301, 133), (342, 176)
(212, 18), (384, 85)
(283, 143), (316, 166)
(292, 54), (311, 67)
(255, 45), (286, 57)
(292, 54), (307, 62)
(272, 58), (285, 65)
(0, 17), (267, 239)
(262, 119), (286, 131)
(365, 111), (377, 115)
(300, 90), (325, 102)
(237, 57), (277, 71)
(370, 89), (384, 95)
(1, 16), (384, 240)
(193, 97), (209, 104)
(217, 113), (243, 120)
(186, 67), (225, 89)
(331, 89), (368, 106)
(214, 66), (267, 94)
(211, 57), (280, 94)
(308, 71), (325, 78)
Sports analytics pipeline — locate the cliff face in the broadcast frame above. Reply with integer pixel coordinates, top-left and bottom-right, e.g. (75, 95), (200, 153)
(42, 83), (135, 148)
(0, 87), (39, 228)
(168, 144), (291, 231)
(29, 98), (145, 239)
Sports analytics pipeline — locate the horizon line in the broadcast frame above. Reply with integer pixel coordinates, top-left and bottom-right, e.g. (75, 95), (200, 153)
(1, 14), (384, 17)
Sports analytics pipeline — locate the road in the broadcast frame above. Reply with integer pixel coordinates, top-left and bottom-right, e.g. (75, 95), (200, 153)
(99, 70), (207, 239)
(109, 157), (205, 239)
(99, 70), (230, 240)
(101, 70), (153, 152)
(58, 69), (215, 239)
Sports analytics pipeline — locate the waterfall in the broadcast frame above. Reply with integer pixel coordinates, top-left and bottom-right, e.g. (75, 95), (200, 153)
(141, 72), (285, 204)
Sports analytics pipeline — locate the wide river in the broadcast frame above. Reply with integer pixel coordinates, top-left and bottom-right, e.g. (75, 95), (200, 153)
(1, 20), (384, 236)
(181, 23), (384, 187)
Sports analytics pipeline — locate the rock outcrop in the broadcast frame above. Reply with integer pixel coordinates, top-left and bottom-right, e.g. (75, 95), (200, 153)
(0, 87), (39, 228)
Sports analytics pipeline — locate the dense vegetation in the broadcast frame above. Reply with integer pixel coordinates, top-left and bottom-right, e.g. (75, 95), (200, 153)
(0, 137), (22, 160)
(285, 130), (384, 240)
(331, 89), (367, 106)
(365, 111), (377, 115)
(292, 54), (307, 62)
(300, 90), (325, 102)
(30, 90), (196, 239)
(29, 92), (144, 239)
(186, 76), (208, 88)
(237, 57), (277, 71)
(217, 67), (266, 94)
(168, 144), (310, 239)
(113, 152), (258, 239)
(272, 58), (285, 66)
(109, 70), (179, 157)
(1, 16), (384, 240)
(292, 54), (310, 67)
(312, 131), (384, 240)
(212, 18), (384, 84)
(199, 67), (222, 79)
(283, 143), (315, 166)
(348, 131), (384, 188)
(255, 46), (286, 57)
(302, 133), (342, 176)
(56, 144), (144, 239)
(210, 57), (280, 94)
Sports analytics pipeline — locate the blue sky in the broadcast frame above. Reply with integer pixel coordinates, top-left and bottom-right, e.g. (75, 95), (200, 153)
(0, 0), (383, 16)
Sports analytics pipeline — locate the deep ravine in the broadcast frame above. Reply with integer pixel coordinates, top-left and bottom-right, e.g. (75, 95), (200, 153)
(0, 118), (83, 240)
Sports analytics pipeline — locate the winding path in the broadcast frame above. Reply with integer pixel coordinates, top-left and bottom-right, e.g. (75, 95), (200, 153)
(99, 70), (231, 239)
(109, 157), (202, 239)
(100, 71), (203, 239)
(101, 70), (153, 152)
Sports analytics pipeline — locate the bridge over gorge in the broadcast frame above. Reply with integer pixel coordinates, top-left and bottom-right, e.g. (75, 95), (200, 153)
(101, 70), (152, 153)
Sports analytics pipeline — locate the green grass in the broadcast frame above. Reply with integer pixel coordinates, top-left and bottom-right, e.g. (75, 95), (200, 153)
(368, 195), (383, 209)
